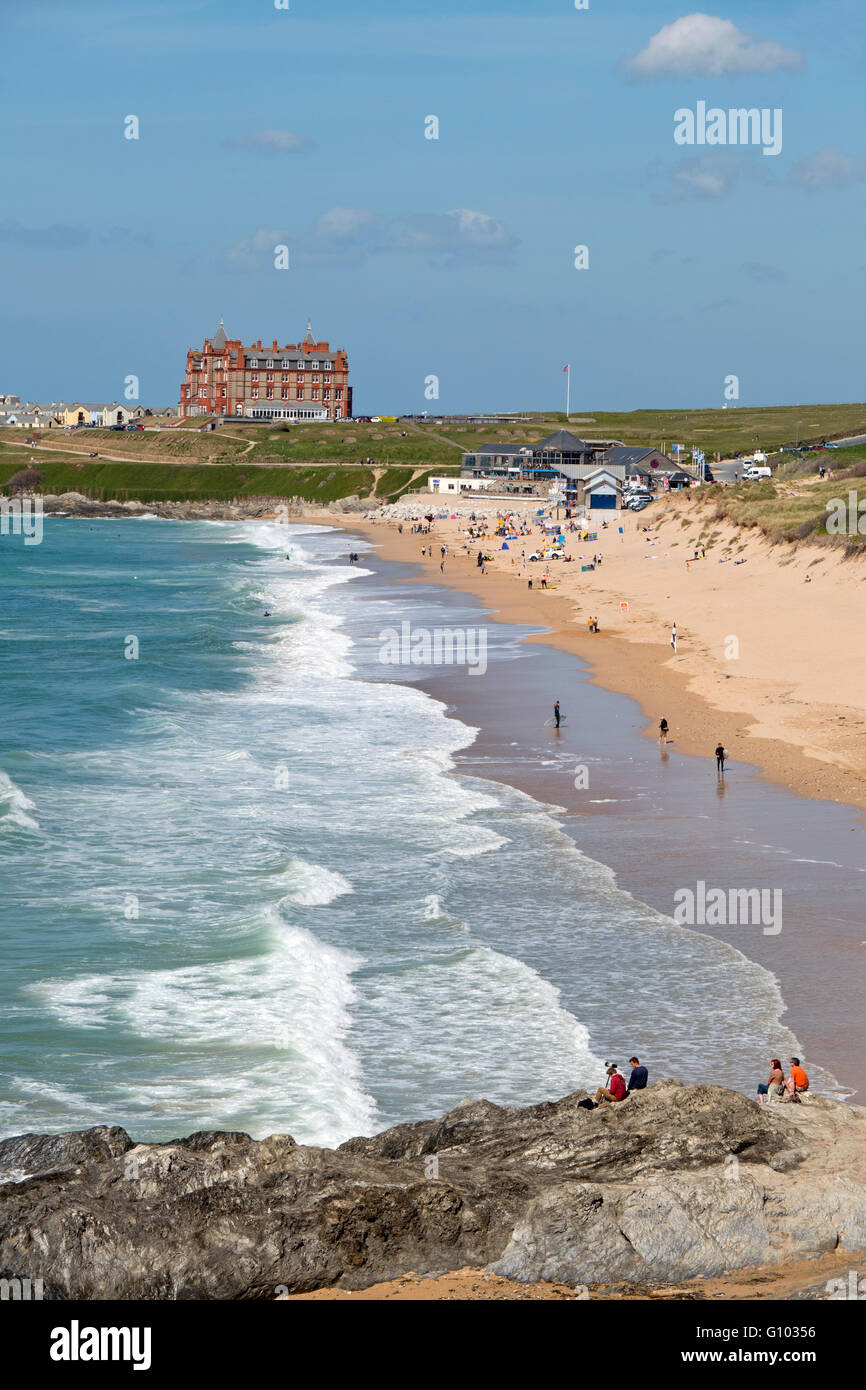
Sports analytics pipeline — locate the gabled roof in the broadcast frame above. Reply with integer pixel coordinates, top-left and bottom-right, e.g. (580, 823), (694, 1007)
(535, 429), (592, 453)
(604, 446), (666, 469)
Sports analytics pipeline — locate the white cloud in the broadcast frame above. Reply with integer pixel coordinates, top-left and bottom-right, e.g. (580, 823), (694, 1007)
(789, 147), (866, 189)
(225, 207), (517, 271)
(225, 129), (314, 153)
(654, 153), (742, 202)
(395, 208), (517, 265)
(626, 14), (803, 78)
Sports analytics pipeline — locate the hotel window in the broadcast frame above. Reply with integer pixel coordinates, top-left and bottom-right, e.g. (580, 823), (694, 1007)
(336, 389), (343, 400)
(281, 388), (289, 399)
(312, 374), (319, 382)
(310, 361), (318, 370)
(281, 373), (289, 382)
(199, 388), (207, 397)
(266, 373), (274, 382)
(266, 388), (273, 399)
(323, 389), (330, 401)
(252, 388), (259, 400)
(251, 373), (259, 382)
(249, 359), (258, 368)
(324, 374), (331, 383)
(266, 359), (274, 368)
(220, 386), (226, 397)
(297, 389), (304, 400)
(312, 390), (319, 401)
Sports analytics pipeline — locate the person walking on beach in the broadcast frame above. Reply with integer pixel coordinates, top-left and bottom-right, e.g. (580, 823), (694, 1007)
(659, 717), (668, 742)
(670, 621), (678, 653)
(554, 700), (561, 729)
(715, 742), (726, 774)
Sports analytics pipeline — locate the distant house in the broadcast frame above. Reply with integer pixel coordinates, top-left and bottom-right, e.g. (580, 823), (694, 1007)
(99, 402), (132, 427)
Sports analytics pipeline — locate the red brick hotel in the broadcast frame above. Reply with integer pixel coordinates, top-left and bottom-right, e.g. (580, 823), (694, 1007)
(179, 319), (352, 421)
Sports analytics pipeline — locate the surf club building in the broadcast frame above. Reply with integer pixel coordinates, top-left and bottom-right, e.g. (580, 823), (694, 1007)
(459, 429), (624, 510)
(178, 319), (352, 421)
(459, 430), (687, 510)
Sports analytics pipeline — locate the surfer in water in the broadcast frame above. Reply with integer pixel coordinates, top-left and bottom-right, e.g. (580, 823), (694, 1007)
(554, 700), (561, 729)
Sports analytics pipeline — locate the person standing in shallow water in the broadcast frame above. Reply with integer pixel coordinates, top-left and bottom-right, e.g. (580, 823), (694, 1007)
(715, 742), (726, 774)
(553, 700), (561, 729)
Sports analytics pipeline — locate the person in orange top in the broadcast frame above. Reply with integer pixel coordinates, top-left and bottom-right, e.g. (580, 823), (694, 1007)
(789, 1057), (809, 1093)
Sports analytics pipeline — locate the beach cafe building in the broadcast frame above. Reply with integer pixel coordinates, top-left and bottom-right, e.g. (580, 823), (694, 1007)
(460, 429), (626, 509)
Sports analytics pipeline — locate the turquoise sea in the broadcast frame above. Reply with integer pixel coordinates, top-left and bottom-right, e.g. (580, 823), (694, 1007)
(0, 518), (829, 1146)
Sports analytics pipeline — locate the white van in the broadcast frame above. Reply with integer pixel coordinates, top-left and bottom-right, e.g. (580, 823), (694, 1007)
(743, 465), (772, 479)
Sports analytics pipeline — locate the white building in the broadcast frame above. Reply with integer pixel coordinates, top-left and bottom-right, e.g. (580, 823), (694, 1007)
(428, 475), (499, 494)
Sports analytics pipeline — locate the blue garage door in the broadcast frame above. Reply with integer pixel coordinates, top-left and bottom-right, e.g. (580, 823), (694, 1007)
(589, 494), (617, 509)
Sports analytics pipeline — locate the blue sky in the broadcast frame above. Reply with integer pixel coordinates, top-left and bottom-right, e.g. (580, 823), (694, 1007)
(2, 0), (864, 413)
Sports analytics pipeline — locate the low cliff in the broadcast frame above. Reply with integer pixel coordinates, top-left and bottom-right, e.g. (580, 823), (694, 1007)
(1, 1082), (864, 1299)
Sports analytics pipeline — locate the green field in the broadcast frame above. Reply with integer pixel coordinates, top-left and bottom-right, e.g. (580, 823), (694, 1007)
(702, 441), (866, 545)
(0, 450), (441, 505)
(4, 403), (865, 474)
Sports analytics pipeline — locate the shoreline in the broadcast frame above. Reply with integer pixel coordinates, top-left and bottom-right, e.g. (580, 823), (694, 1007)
(318, 503), (866, 814)
(314, 510), (866, 1098)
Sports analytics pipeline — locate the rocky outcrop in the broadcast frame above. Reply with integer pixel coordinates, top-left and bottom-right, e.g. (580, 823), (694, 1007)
(0, 1083), (863, 1299)
(35, 493), (354, 521)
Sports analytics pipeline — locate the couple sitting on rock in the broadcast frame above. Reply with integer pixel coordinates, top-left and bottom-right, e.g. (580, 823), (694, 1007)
(579, 1057), (647, 1109)
(757, 1056), (809, 1104)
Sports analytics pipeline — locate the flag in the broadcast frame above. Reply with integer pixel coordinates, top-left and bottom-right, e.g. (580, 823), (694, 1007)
(563, 365), (570, 373)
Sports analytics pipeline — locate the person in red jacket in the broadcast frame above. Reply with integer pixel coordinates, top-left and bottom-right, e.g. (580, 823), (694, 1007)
(594, 1062), (627, 1105)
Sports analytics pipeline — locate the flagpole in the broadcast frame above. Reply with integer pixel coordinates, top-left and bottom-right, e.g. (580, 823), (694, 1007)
(565, 365), (570, 419)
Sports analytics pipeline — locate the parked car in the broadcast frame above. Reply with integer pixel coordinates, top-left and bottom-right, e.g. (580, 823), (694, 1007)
(627, 498), (651, 512)
(109, 424), (126, 431)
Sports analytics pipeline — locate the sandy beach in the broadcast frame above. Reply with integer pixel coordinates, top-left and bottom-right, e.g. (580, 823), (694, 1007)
(320, 491), (866, 813)
(284, 1251), (860, 1301)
